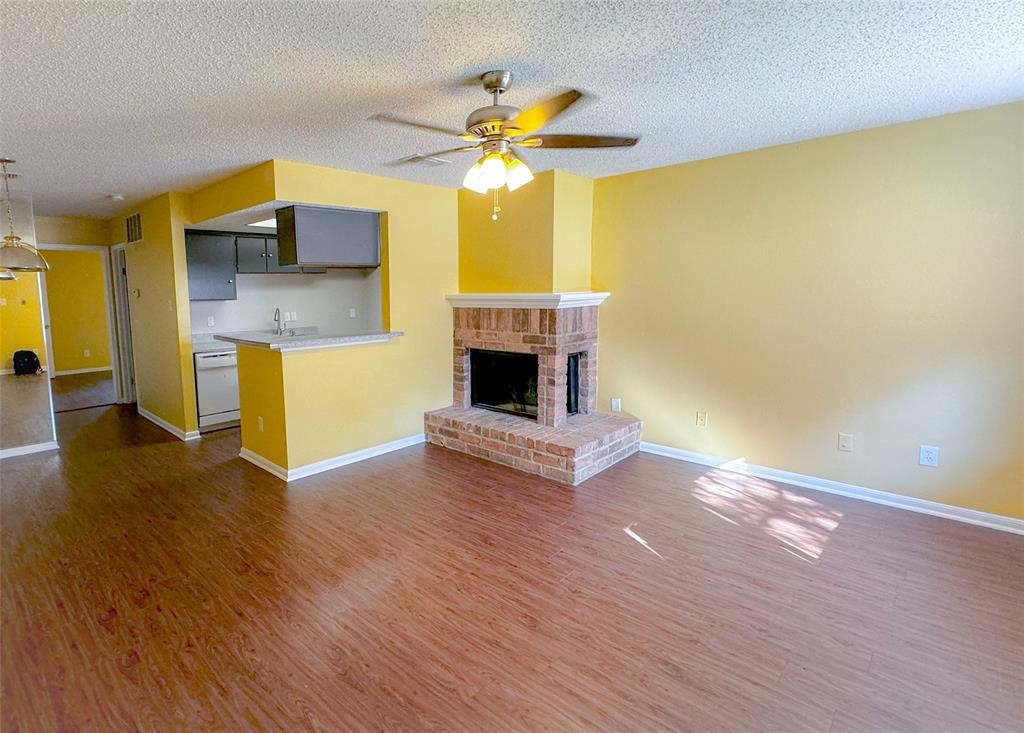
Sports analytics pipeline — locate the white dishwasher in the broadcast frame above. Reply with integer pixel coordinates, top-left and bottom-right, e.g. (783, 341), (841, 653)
(194, 351), (240, 427)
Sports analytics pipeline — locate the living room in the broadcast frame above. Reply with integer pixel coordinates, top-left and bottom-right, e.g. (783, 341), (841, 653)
(0, 2), (1021, 731)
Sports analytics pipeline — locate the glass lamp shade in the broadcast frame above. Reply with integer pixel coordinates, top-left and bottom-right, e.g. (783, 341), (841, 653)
(0, 268), (16, 280)
(479, 154), (508, 190)
(505, 157), (534, 191)
(462, 161), (489, 194)
(0, 235), (49, 271)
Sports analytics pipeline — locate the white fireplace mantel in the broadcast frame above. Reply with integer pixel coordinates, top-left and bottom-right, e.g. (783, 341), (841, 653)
(445, 291), (611, 309)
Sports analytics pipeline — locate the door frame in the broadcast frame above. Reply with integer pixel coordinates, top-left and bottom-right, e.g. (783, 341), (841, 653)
(37, 243), (120, 395)
(109, 243), (136, 404)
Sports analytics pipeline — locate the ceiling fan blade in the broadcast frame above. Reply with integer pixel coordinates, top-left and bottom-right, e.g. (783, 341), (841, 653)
(387, 145), (481, 166)
(515, 134), (638, 149)
(510, 89), (583, 135)
(371, 113), (479, 142)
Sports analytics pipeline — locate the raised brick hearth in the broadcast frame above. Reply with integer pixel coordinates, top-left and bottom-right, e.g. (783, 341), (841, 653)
(425, 407), (641, 485)
(425, 294), (642, 485)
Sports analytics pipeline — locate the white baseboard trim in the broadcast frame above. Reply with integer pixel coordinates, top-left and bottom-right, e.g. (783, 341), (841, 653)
(640, 442), (1024, 536)
(0, 367), (49, 375)
(53, 366), (112, 376)
(238, 448), (290, 480)
(137, 407), (201, 442)
(0, 440), (59, 460)
(240, 433), (426, 482)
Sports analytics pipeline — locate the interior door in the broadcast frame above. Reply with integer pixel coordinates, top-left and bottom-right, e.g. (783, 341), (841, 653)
(235, 236), (268, 273)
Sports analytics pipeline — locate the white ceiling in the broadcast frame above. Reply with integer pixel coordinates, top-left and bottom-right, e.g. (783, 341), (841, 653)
(2, 1), (1022, 218)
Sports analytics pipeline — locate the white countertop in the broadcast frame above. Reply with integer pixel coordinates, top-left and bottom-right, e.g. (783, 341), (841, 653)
(213, 330), (403, 353)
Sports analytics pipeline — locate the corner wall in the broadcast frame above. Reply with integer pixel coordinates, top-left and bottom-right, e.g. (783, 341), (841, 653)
(114, 192), (198, 434)
(592, 102), (1024, 518)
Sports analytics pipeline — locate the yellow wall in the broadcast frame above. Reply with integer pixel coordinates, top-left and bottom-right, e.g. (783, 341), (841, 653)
(459, 170), (556, 292)
(458, 170), (594, 293)
(0, 273), (46, 371)
(238, 159), (458, 468)
(551, 171), (594, 292)
(42, 249), (112, 373)
(114, 192), (198, 434)
(592, 103), (1024, 518)
(35, 216), (111, 246)
(237, 346), (288, 467)
(189, 161), (276, 224)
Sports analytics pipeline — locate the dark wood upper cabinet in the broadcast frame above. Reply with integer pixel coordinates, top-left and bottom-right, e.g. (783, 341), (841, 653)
(265, 237), (301, 274)
(276, 205), (380, 268)
(186, 233), (236, 301)
(235, 236), (268, 274)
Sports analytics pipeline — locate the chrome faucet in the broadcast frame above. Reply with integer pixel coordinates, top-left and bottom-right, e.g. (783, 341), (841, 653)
(273, 308), (284, 335)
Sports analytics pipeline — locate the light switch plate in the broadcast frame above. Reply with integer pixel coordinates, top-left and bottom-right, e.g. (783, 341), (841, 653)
(611, 397), (622, 412)
(838, 433), (854, 452)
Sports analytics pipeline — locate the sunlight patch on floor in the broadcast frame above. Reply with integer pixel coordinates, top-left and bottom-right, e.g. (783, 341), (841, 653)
(693, 464), (842, 561)
(623, 522), (665, 559)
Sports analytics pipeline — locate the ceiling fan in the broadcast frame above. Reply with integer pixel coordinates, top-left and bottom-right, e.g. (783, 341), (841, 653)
(373, 70), (638, 196)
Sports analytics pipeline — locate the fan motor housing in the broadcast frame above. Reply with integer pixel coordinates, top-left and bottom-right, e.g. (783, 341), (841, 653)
(466, 105), (522, 138)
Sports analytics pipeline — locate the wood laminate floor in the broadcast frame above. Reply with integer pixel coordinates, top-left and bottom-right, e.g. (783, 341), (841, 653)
(51, 369), (116, 413)
(0, 372), (54, 450)
(2, 405), (1022, 732)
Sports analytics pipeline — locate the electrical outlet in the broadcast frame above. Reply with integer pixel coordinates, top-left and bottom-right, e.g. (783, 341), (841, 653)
(83, 349), (91, 358)
(290, 311), (298, 322)
(207, 316), (215, 327)
(611, 397), (622, 412)
(258, 416), (264, 433)
(838, 432), (854, 452)
(919, 445), (939, 467)
(0, 297), (6, 306)
(696, 411), (709, 428)
(349, 308), (357, 318)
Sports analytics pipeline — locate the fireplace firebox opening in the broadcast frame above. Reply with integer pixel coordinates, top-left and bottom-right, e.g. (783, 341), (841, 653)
(470, 349), (538, 419)
(567, 352), (582, 416)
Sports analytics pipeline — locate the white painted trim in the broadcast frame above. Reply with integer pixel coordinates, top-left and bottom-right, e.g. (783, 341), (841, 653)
(240, 433), (426, 482)
(0, 367), (49, 375)
(0, 440), (59, 460)
(53, 366), (113, 376)
(137, 406), (201, 442)
(238, 447), (290, 480)
(640, 442), (1024, 535)
(37, 242), (109, 253)
(445, 291), (611, 309)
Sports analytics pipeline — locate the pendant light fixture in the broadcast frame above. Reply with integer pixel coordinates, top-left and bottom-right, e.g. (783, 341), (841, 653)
(0, 159), (49, 273)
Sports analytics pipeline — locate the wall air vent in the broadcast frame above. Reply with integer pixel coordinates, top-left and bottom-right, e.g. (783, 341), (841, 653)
(126, 212), (143, 244)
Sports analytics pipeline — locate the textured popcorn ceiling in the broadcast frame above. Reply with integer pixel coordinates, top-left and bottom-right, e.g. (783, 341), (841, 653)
(2, 1), (1022, 217)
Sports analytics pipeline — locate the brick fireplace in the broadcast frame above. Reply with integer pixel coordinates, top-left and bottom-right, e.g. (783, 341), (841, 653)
(425, 293), (641, 485)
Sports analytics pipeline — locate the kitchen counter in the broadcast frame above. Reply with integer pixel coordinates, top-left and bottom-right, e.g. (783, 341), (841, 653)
(192, 338), (236, 354)
(213, 330), (403, 353)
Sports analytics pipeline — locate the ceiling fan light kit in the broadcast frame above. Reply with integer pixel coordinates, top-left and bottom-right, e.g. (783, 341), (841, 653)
(375, 70), (638, 219)
(0, 159), (48, 273)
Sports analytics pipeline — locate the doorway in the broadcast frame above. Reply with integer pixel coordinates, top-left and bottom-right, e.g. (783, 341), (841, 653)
(38, 244), (120, 412)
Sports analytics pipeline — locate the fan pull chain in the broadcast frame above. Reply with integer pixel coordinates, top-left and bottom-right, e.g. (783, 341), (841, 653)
(491, 189), (501, 222)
